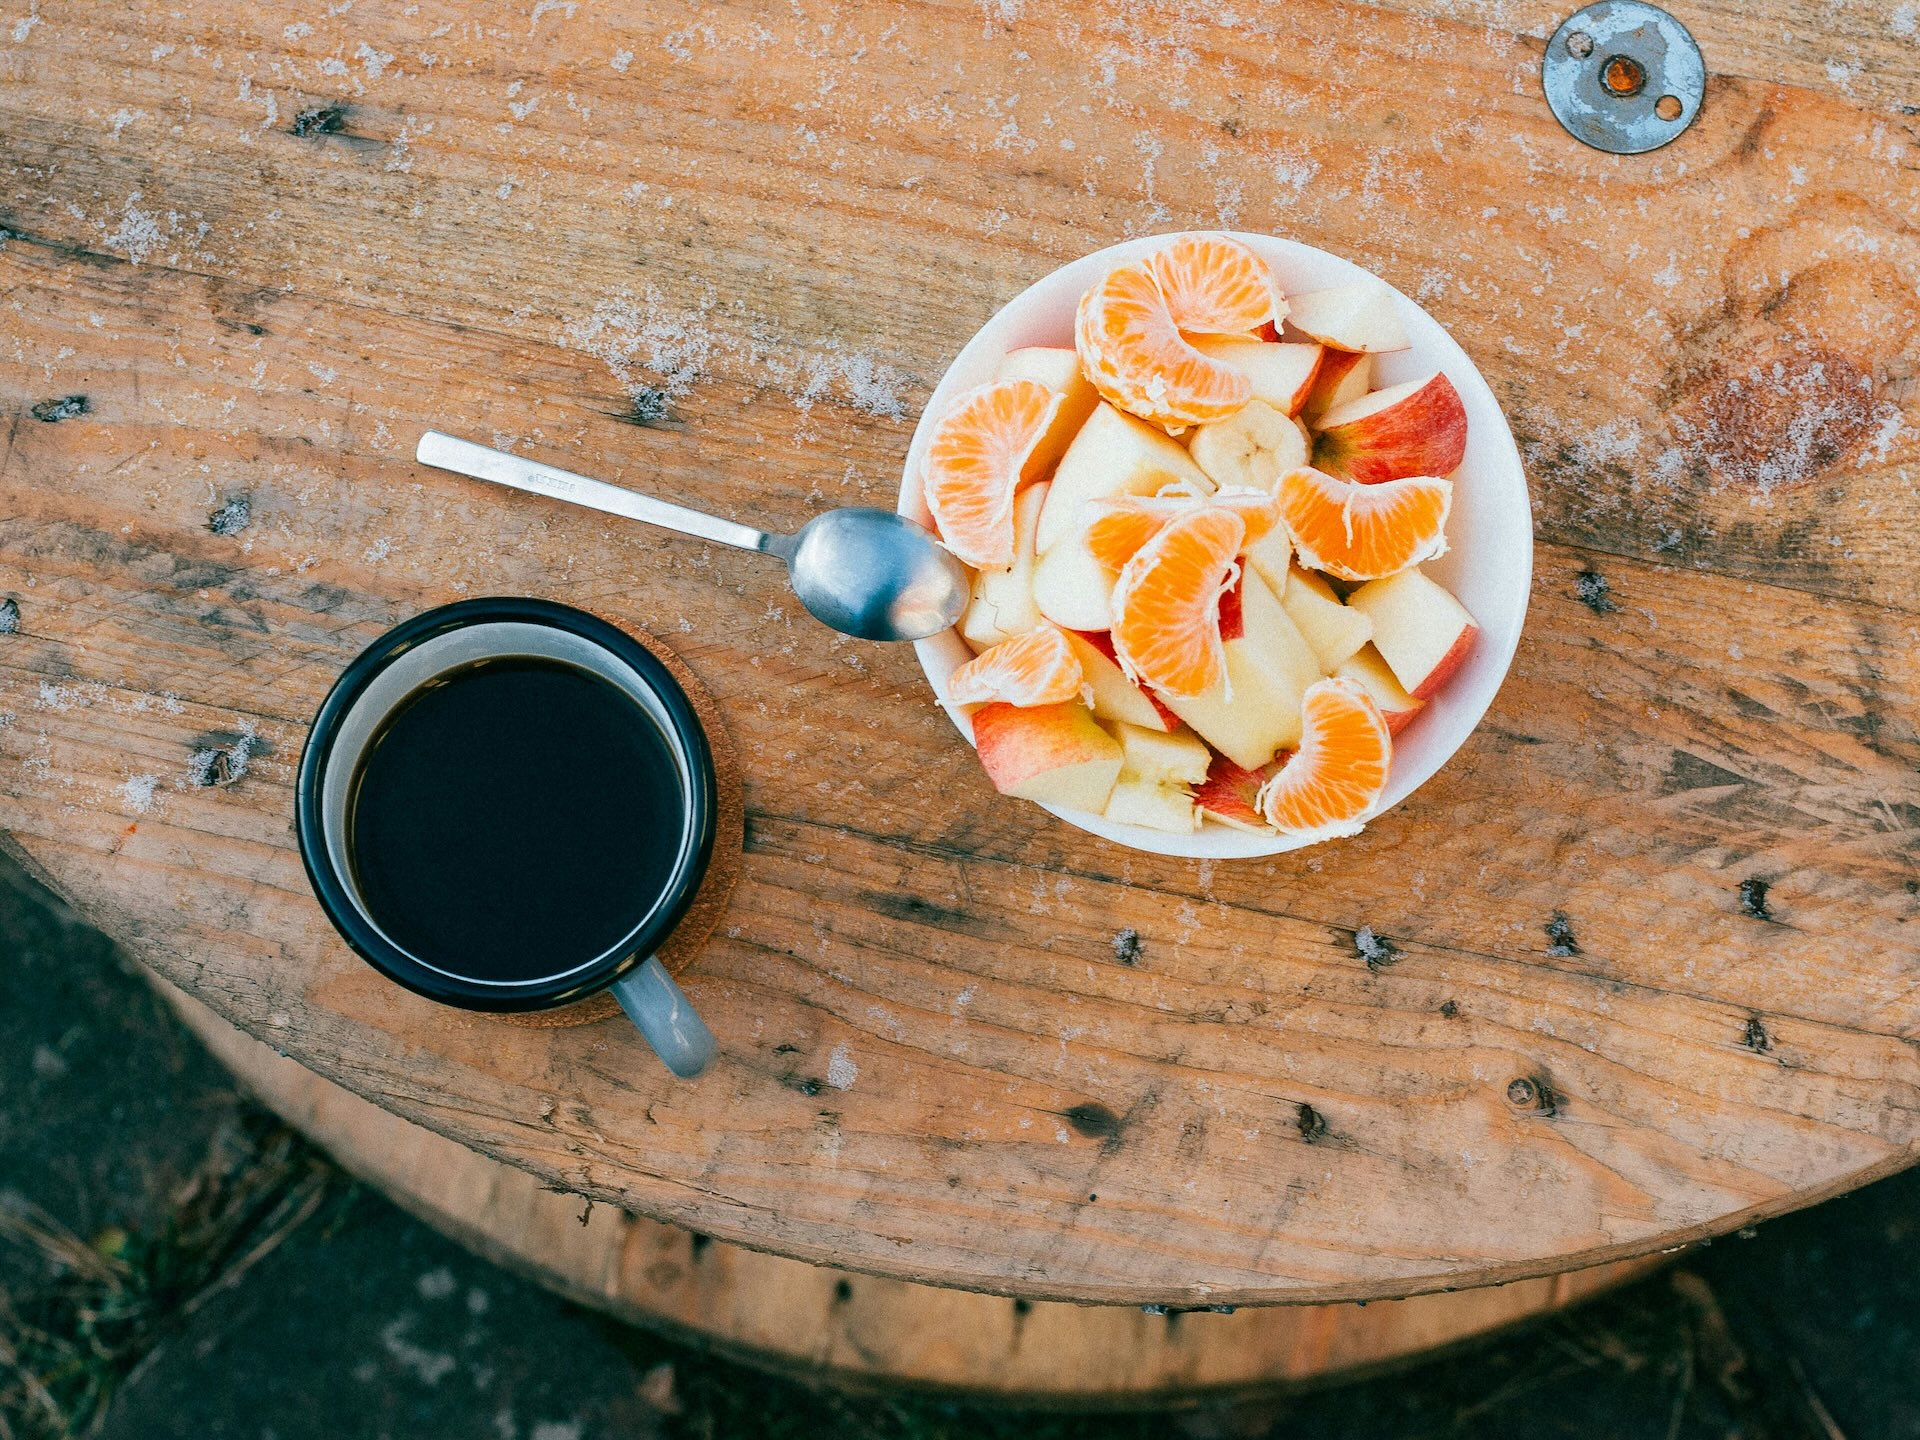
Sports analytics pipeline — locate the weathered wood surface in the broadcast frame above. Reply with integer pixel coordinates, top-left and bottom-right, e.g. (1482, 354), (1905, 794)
(0, 1), (1916, 1305)
(151, 969), (1668, 1398)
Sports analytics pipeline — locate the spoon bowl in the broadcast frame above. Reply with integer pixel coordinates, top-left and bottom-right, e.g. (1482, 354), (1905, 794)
(780, 508), (969, 641)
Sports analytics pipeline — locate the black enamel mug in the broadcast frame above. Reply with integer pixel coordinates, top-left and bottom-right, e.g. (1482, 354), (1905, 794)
(294, 598), (719, 1077)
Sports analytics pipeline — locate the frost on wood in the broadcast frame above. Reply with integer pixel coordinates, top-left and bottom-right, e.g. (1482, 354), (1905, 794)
(559, 288), (910, 421)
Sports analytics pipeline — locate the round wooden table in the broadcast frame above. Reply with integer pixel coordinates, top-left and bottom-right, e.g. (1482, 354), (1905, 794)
(3, 0), (1917, 1399)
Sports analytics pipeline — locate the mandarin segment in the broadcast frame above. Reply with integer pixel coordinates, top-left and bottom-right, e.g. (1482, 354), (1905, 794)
(922, 378), (1063, 568)
(1085, 503), (1173, 572)
(1149, 233), (1287, 337)
(1084, 491), (1281, 573)
(1109, 506), (1246, 697)
(1255, 677), (1392, 837)
(1074, 261), (1252, 434)
(946, 625), (1087, 708)
(1275, 467), (1451, 582)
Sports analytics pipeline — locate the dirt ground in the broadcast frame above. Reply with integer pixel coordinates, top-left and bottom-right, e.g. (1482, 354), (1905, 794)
(3, 854), (1914, 1440)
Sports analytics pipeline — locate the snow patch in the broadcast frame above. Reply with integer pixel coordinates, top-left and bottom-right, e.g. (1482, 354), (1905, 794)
(825, 1043), (858, 1090)
(117, 774), (159, 813)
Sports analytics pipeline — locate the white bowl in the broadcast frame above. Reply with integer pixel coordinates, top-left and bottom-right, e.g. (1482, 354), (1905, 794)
(899, 231), (1533, 859)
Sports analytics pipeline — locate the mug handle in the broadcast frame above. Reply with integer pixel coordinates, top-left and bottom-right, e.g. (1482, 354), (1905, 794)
(610, 957), (718, 1079)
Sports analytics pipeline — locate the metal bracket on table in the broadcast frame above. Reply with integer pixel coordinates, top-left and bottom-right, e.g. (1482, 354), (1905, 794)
(1543, 0), (1704, 154)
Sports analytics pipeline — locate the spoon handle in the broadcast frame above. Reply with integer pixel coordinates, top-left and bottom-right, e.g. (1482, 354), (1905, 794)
(416, 431), (776, 555)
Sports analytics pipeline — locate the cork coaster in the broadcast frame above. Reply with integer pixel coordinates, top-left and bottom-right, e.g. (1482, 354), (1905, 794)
(494, 622), (742, 1030)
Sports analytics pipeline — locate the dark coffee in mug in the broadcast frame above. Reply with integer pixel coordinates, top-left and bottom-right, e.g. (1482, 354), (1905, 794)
(346, 656), (683, 982)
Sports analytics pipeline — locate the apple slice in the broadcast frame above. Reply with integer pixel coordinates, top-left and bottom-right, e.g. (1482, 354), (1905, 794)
(1243, 522), (1293, 599)
(1312, 372), (1468, 483)
(1286, 282), (1410, 354)
(1345, 568), (1478, 700)
(1153, 569), (1319, 769)
(1281, 565), (1372, 673)
(1186, 399), (1309, 494)
(971, 701), (1123, 811)
(1300, 349), (1372, 424)
(1334, 645), (1425, 734)
(1103, 777), (1199, 833)
(1187, 337), (1323, 416)
(1061, 629), (1174, 732)
(959, 481), (1049, 650)
(1035, 402), (1212, 554)
(1032, 531), (1123, 632)
(1193, 751), (1282, 833)
(1110, 720), (1210, 787)
(995, 346), (1100, 481)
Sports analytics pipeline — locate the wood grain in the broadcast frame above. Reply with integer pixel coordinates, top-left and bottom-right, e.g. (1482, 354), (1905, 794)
(149, 970), (1668, 1398)
(0, 0), (1916, 1305)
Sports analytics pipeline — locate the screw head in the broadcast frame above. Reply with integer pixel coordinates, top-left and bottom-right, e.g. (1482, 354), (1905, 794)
(1601, 54), (1647, 95)
(1507, 1077), (1539, 1106)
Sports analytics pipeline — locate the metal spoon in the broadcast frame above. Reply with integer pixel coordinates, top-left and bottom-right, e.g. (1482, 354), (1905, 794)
(415, 432), (967, 641)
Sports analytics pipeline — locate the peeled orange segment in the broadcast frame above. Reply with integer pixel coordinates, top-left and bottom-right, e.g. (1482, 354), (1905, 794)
(1075, 262), (1252, 435)
(1149, 234), (1287, 338)
(1085, 491), (1282, 572)
(1210, 490), (1283, 549)
(1275, 467), (1451, 582)
(1085, 502), (1174, 572)
(1109, 507), (1246, 698)
(945, 625), (1087, 708)
(1255, 677), (1391, 838)
(923, 379), (1063, 568)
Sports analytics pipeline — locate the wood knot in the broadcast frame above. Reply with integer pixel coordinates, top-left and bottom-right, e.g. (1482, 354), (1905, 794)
(1064, 1103), (1123, 1144)
(30, 395), (88, 423)
(611, 387), (680, 429)
(1544, 912), (1580, 958)
(291, 106), (348, 136)
(208, 495), (252, 536)
(1352, 926), (1400, 971)
(1574, 569), (1618, 614)
(1669, 342), (1884, 493)
(1738, 877), (1775, 922)
(1296, 1102), (1328, 1143)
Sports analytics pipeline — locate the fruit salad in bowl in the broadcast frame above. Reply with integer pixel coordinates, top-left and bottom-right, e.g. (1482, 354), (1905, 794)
(899, 232), (1531, 859)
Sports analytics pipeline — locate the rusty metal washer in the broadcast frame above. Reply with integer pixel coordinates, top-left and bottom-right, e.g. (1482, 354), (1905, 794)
(1543, 1), (1704, 154)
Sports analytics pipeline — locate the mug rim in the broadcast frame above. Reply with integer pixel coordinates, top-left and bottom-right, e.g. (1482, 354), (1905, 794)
(294, 597), (719, 1012)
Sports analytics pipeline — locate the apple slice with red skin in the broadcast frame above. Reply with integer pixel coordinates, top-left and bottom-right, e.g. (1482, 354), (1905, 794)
(1345, 568), (1478, 701)
(1312, 372), (1468, 483)
(1299, 349), (1372, 424)
(971, 701), (1124, 811)
(1335, 645), (1426, 734)
(1193, 750), (1286, 832)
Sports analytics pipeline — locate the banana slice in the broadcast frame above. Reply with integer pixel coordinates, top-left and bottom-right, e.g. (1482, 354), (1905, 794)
(1187, 399), (1309, 493)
